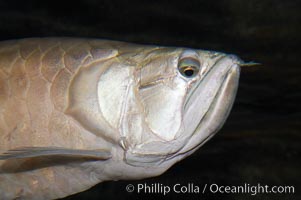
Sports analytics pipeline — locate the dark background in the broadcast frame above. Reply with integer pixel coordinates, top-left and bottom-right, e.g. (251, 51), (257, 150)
(0, 0), (300, 199)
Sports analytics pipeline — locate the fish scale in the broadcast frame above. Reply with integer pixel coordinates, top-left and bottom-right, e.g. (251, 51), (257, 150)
(0, 39), (116, 199)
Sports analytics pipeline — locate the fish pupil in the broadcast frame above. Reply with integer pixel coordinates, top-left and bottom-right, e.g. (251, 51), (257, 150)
(184, 68), (194, 77)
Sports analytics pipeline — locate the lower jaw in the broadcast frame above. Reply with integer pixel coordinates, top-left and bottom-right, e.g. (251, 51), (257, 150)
(175, 64), (240, 157)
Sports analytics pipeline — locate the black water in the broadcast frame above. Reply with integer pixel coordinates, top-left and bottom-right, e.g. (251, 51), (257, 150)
(0, 0), (300, 199)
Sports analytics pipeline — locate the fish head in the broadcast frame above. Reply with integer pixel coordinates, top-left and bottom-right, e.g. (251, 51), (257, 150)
(66, 41), (241, 170)
(121, 46), (241, 167)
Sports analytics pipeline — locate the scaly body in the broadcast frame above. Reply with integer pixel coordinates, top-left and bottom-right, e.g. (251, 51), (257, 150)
(0, 38), (241, 199)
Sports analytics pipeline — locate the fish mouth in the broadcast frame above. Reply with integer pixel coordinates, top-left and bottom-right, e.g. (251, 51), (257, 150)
(177, 55), (240, 155)
(183, 55), (227, 111)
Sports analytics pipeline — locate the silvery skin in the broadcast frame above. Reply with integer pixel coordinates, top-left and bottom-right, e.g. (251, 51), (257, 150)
(0, 38), (240, 199)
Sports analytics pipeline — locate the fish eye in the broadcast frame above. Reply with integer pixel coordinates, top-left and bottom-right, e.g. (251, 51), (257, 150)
(178, 57), (200, 78)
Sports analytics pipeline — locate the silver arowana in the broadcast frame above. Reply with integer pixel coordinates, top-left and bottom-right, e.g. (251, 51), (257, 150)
(0, 38), (242, 199)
